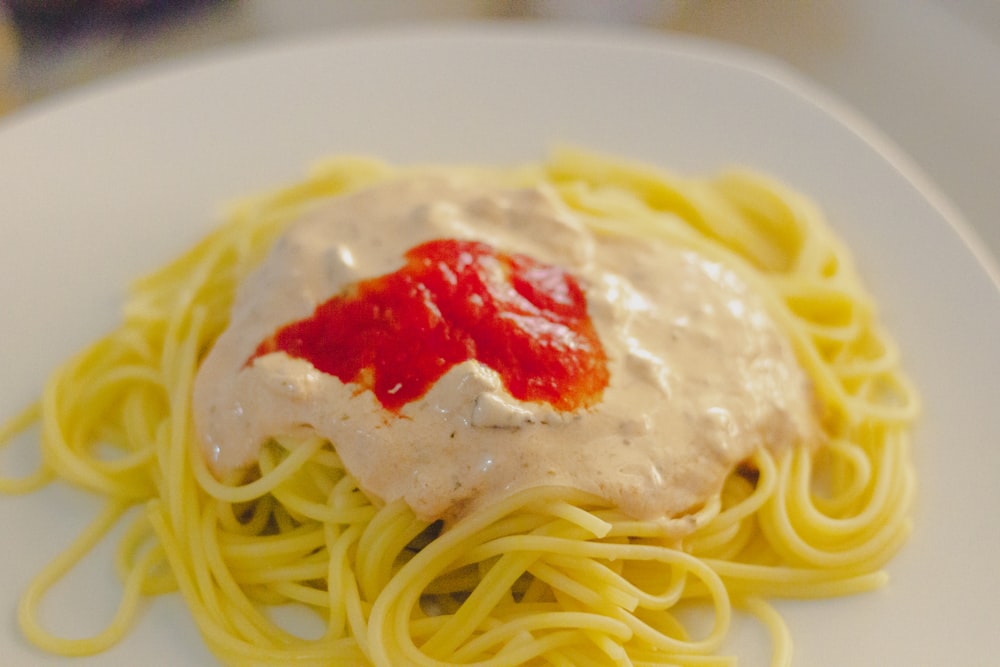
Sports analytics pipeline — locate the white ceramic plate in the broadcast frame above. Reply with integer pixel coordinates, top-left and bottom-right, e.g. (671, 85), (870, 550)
(2, 23), (998, 666)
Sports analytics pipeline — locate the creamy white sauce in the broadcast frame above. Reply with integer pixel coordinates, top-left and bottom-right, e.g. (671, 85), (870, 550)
(192, 176), (819, 527)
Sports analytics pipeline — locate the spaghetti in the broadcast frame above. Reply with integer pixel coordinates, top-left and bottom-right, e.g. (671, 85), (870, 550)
(0, 149), (918, 666)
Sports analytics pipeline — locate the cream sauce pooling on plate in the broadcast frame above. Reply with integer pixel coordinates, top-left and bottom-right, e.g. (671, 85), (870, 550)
(192, 176), (819, 525)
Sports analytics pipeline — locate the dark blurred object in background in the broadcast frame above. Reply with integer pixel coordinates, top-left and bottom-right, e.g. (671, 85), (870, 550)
(0, 0), (235, 110)
(4, 0), (230, 43)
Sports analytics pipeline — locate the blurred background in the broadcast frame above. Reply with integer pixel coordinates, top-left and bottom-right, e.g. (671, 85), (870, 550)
(1, 0), (998, 265)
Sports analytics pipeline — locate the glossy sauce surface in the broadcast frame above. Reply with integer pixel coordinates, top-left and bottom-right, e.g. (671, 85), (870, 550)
(250, 238), (608, 413)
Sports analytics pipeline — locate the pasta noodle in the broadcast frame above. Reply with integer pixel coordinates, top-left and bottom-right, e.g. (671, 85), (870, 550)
(0, 149), (917, 665)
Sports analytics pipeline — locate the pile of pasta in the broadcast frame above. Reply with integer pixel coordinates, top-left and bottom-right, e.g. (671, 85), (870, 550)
(0, 149), (917, 666)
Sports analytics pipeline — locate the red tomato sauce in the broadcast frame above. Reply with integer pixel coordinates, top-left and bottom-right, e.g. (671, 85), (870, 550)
(250, 238), (608, 413)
